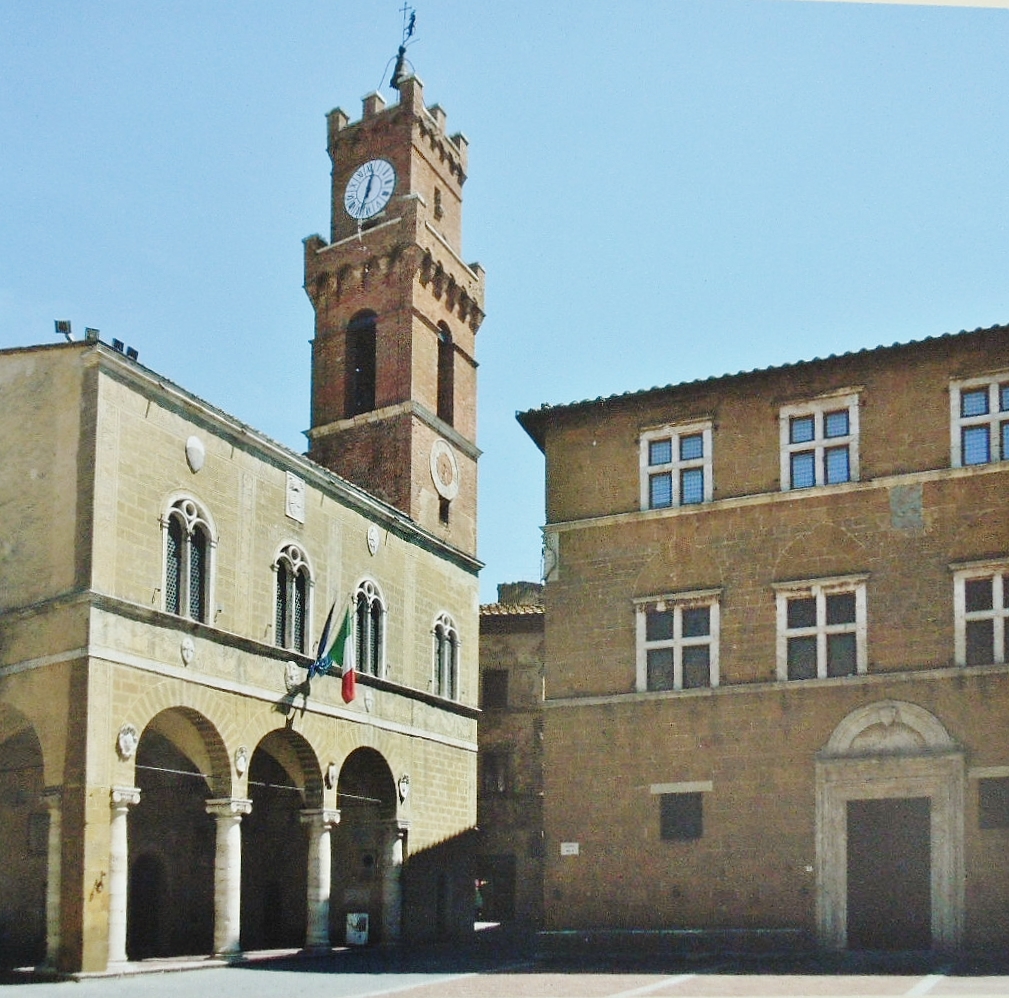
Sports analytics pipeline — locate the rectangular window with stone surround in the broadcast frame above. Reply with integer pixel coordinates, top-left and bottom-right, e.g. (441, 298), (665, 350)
(635, 590), (720, 692)
(650, 781), (711, 841)
(950, 375), (1009, 468)
(779, 392), (860, 491)
(953, 561), (1009, 667)
(640, 422), (713, 510)
(774, 576), (868, 681)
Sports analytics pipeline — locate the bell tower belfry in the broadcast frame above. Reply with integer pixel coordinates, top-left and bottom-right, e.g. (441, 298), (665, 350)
(304, 74), (485, 556)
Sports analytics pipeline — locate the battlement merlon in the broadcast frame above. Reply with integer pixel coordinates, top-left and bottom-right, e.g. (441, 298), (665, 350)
(326, 76), (469, 173)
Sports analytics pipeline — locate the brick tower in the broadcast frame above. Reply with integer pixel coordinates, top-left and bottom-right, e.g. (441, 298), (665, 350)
(304, 75), (484, 556)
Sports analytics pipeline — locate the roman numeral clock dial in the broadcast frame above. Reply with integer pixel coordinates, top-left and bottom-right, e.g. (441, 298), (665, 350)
(344, 158), (397, 220)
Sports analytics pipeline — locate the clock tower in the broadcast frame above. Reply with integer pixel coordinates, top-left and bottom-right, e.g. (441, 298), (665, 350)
(304, 75), (484, 557)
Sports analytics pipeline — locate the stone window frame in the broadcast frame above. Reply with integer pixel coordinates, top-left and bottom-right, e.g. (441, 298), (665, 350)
(779, 390), (861, 491)
(160, 495), (217, 624)
(273, 543), (313, 655)
(432, 611), (459, 700)
(353, 578), (387, 679)
(650, 781), (712, 842)
(634, 589), (721, 692)
(949, 372), (1009, 468)
(639, 420), (714, 511)
(773, 574), (868, 682)
(951, 558), (1009, 667)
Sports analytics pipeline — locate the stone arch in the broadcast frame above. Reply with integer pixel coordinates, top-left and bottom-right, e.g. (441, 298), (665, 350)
(815, 700), (965, 952)
(127, 706), (230, 958)
(331, 746), (405, 945)
(823, 700), (955, 758)
(0, 709), (47, 966)
(240, 727), (323, 950)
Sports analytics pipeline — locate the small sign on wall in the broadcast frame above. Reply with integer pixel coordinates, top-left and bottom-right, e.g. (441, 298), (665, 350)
(560, 842), (580, 856)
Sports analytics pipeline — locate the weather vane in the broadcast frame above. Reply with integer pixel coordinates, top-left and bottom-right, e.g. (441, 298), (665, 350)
(389, 4), (417, 91)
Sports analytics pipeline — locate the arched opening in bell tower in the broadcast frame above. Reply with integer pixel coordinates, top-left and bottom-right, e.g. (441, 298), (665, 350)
(346, 311), (377, 417)
(437, 323), (454, 426)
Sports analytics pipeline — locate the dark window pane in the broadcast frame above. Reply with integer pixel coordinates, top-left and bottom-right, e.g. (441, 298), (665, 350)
(824, 410), (849, 438)
(979, 777), (1009, 829)
(682, 646), (711, 688)
(649, 473), (672, 509)
(1002, 421), (1009, 461)
(827, 633), (857, 677)
(647, 649), (674, 691)
(965, 578), (993, 612)
(963, 425), (991, 465)
(680, 467), (704, 504)
(679, 433), (703, 461)
(293, 570), (308, 654)
(790, 415), (815, 444)
(481, 751), (510, 795)
(681, 607), (710, 637)
(660, 792), (702, 840)
(824, 446), (850, 484)
(275, 561), (289, 647)
(1001, 385), (1009, 412)
(790, 451), (815, 489)
(649, 438), (672, 466)
(961, 388), (989, 418)
(826, 592), (856, 624)
(369, 601), (383, 675)
(966, 619), (995, 666)
(787, 636), (818, 680)
(787, 597), (817, 629)
(646, 609), (674, 642)
(481, 669), (509, 708)
(165, 516), (183, 616)
(189, 528), (207, 622)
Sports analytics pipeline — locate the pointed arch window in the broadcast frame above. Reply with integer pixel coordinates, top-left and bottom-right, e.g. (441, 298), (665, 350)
(436, 323), (454, 426)
(347, 310), (377, 417)
(433, 612), (459, 699)
(354, 580), (386, 677)
(275, 544), (311, 654)
(162, 498), (214, 623)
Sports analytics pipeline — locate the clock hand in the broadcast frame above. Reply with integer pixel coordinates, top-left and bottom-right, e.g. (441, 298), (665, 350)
(360, 171), (375, 209)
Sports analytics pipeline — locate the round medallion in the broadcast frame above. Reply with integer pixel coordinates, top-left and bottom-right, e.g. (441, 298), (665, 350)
(429, 439), (460, 500)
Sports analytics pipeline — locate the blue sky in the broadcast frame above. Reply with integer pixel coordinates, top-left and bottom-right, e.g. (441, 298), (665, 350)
(2, 1), (1008, 602)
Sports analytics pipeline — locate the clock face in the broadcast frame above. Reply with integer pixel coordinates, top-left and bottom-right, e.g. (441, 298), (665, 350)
(344, 159), (397, 220)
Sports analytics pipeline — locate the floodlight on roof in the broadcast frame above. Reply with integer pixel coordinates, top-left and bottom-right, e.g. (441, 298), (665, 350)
(112, 339), (125, 353)
(84, 328), (100, 344)
(126, 347), (139, 361)
(55, 320), (73, 342)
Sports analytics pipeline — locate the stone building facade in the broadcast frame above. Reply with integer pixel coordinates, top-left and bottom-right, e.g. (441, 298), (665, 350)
(477, 583), (545, 927)
(519, 324), (1009, 952)
(0, 73), (483, 973)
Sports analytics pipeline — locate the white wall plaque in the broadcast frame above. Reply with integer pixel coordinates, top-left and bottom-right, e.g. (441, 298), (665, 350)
(560, 842), (580, 856)
(286, 472), (306, 523)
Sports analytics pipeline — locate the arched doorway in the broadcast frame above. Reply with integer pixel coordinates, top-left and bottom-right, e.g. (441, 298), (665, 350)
(816, 700), (965, 952)
(241, 729), (322, 950)
(0, 720), (46, 967)
(332, 747), (400, 944)
(128, 708), (229, 959)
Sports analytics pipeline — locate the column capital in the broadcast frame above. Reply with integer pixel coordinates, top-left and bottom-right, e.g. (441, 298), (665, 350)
(300, 807), (340, 829)
(206, 797), (252, 818)
(42, 786), (62, 809)
(110, 786), (141, 808)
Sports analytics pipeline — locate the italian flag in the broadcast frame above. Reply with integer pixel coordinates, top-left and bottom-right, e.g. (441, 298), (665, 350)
(332, 606), (357, 703)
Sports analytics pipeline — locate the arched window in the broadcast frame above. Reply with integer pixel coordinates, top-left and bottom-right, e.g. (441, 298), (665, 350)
(275, 544), (311, 654)
(346, 311), (377, 417)
(354, 580), (386, 677)
(436, 323), (454, 425)
(433, 612), (459, 700)
(162, 498), (213, 623)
